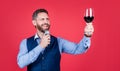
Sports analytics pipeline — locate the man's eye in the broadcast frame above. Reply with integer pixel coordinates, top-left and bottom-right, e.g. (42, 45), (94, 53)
(47, 18), (49, 20)
(40, 18), (44, 21)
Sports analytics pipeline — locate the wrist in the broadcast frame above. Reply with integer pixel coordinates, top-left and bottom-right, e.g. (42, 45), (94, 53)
(84, 33), (92, 37)
(39, 43), (45, 48)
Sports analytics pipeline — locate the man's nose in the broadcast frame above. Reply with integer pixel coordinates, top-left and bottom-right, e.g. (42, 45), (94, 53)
(44, 19), (48, 23)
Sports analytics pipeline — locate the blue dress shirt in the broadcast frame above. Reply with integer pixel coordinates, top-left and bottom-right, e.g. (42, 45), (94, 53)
(17, 34), (91, 68)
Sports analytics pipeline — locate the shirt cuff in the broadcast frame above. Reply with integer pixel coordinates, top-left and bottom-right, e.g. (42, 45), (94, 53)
(83, 36), (91, 49)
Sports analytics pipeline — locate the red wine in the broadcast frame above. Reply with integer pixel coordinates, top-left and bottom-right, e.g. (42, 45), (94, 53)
(84, 16), (94, 23)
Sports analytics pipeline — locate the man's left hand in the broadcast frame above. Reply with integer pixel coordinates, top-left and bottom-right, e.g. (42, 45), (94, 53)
(84, 22), (94, 37)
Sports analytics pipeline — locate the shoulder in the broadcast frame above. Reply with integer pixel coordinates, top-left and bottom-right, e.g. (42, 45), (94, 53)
(50, 35), (57, 38)
(20, 38), (27, 47)
(50, 35), (58, 41)
(20, 35), (35, 45)
(27, 35), (35, 40)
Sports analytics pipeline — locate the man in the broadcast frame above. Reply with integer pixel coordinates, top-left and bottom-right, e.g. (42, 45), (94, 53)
(17, 9), (94, 71)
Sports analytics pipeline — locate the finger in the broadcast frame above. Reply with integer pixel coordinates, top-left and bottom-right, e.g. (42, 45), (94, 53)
(45, 35), (50, 40)
(85, 31), (93, 36)
(48, 37), (50, 40)
(44, 34), (50, 37)
(48, 40), (50, 44)
(86, 22), (92, 25)
(47, 35), (50, 38)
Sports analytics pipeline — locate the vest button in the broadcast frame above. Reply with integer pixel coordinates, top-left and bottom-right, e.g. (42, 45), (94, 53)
(42, 57), (44, 60)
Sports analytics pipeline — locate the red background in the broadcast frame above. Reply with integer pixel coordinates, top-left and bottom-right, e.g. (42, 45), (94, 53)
(0, 0), (120, 71)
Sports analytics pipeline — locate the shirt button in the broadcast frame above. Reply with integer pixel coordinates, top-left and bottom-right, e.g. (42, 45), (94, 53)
(85, 40), (88, 42)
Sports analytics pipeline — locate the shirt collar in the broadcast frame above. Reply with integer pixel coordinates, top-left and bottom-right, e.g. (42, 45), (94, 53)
(34, 33), (40, 40)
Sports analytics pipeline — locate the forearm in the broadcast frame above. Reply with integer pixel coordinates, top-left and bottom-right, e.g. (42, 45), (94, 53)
(73, 36), (91, 54)
(17, 44), (45, 68)
(60, 36), (91, 55)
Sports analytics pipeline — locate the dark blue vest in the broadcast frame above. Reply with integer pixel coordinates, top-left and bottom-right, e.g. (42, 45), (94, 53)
(27, 35), (61, 71)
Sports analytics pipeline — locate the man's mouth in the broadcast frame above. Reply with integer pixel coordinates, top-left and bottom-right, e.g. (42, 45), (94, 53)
(42, 24), (49, 27)
(43, 25), (48, 27)
(42, 25), (50, 30)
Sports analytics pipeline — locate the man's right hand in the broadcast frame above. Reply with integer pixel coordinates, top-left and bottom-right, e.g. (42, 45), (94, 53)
(40, 34), (50, 48)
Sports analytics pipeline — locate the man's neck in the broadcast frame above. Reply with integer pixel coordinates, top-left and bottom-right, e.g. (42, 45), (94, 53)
(37, 30), (44, 39)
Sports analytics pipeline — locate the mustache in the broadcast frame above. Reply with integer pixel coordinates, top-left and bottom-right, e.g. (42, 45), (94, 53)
(41, 23), (50, 26)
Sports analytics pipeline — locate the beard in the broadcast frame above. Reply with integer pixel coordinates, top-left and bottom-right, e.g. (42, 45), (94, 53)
(36, 23), (50, 33)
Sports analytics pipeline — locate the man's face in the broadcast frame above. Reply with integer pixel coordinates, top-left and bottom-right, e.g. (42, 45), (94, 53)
(33, 12), (50, 33)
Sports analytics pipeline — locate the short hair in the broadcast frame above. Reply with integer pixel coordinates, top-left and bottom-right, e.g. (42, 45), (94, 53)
(32, 9), (48, 20)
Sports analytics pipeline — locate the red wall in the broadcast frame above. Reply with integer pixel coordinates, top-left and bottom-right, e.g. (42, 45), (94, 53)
(0, 0), (120, 71)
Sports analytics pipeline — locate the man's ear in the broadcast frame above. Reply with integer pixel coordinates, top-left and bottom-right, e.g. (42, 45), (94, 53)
(32, 20), (36, 26)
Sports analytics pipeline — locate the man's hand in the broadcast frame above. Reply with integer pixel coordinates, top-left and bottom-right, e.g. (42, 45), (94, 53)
(84, 22), (94, 37)
(40, 34), (50, 48)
